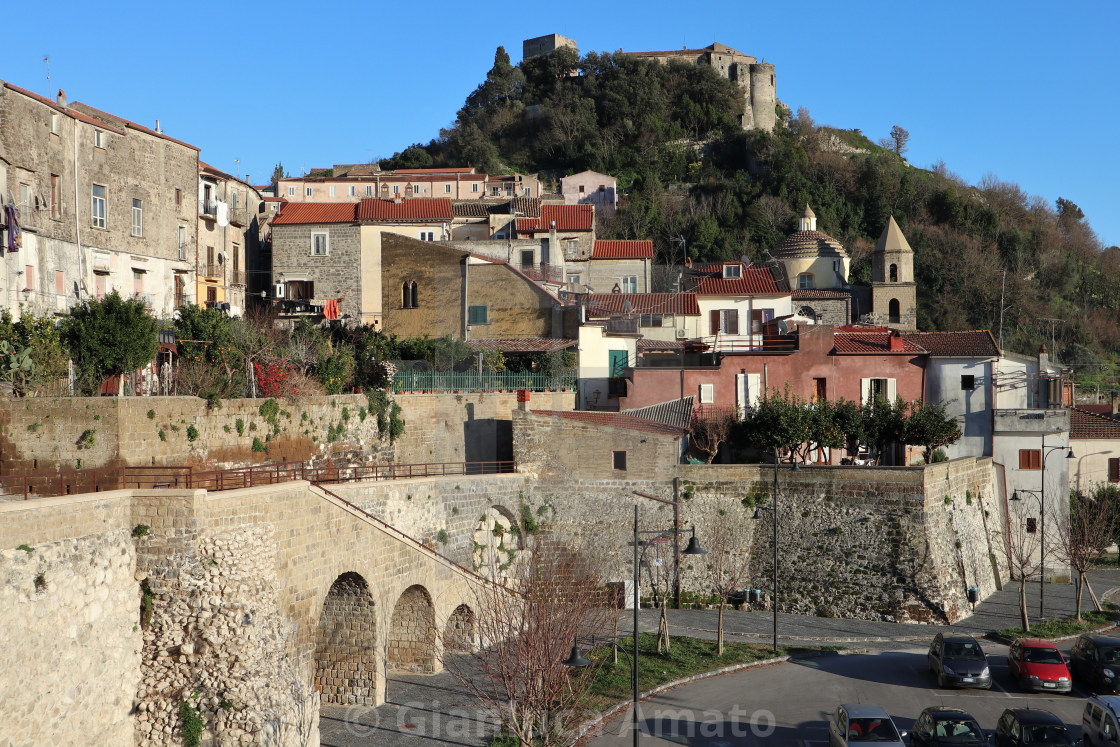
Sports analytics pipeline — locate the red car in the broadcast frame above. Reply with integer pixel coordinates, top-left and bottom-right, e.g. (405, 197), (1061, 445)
(1007, 638), (1073, 693)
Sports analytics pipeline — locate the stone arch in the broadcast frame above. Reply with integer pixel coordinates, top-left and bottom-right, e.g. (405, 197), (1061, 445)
(387, 584), (438, 673)
(889, 263), (898, 282)
(443, 604), (476, 653)
(314, 572), (378, 705)
(888, 298), (901, 324)
(473, 505), (522, 580)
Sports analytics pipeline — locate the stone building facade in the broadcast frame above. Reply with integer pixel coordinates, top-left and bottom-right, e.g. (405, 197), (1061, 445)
(0, 82), (200, 320)
(196, 162), (263, 315)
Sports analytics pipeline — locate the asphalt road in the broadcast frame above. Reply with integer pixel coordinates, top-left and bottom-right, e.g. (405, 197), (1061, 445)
(584, 643), (1092, 747)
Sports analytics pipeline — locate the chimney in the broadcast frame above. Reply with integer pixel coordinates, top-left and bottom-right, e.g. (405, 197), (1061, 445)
(888, 330), (904, 352)
(56, 89), (66, 108)
(516, 389), (530, 411)
(1111, 391), (1117, 417)
(1039, 344), (1049, 372)
(155, 119), (162, 133)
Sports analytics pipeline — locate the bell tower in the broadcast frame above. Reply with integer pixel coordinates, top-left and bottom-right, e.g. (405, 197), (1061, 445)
(871, 215), (917, 330)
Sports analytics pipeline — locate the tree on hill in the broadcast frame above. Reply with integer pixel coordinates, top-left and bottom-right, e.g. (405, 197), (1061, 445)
(63, 291), (158, 395)
(879, 125), (910, 156)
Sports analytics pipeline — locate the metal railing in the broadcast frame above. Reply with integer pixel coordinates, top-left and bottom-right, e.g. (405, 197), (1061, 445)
(199, 199), (218, 217)
(605, 318), (640, 335)
(697, 335), (798, 353)
(692, 405), (740, 422)
(228, 270), (246, 286)
(0, 460), (517, 500)
(229, 206), (249, 226)
(391, 369), (577, 393)
(518, 263), (565, 284)
(199, 263), (223, 279)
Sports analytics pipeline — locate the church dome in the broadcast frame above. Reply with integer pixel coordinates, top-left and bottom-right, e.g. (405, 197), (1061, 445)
(771, 203), (848, 260)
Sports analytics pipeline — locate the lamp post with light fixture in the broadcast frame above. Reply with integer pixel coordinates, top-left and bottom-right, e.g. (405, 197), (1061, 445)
(753, 450), (800, 653)
(1011, 439), (1074, 619)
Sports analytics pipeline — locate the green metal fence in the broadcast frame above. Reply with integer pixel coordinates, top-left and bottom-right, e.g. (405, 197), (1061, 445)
(392, 369), (577, 393)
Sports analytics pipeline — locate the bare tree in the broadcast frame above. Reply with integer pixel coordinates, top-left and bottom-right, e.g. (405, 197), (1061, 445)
(441, 534), (617, 747)
(1051, 488), (1119, 620)
(705, 515), (752, 655)
(878, 125), (910, 156)
(1006, 506), (1043, 631)
(690, 413), (735, 464)
(639, 536), (676, 653)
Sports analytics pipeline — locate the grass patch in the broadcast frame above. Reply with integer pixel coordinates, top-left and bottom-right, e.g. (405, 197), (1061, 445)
(581, 633), (838, 712)
(991, 602), (1118, 641)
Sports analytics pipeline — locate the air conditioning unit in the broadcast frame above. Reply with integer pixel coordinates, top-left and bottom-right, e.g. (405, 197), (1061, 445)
(675, 329), (688, 339)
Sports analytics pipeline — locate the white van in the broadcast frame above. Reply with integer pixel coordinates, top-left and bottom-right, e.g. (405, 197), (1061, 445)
(1083, 696), (1120, 747)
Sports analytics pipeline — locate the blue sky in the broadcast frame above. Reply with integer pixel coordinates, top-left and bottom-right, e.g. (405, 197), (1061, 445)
(3, 1), (1117, 246)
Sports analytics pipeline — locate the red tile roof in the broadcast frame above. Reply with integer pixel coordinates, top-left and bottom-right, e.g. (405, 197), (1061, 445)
(902, 331), (1000, 358)
(530, 410), (687, 437)
(832, 332), (925, 354)
(517, 204), (593, 232)
(394, 167), (476, 174)
(583, 293), (699, 316)
(466, 338), (576, 353)
(357, 198), (453, 221)
(592, 240), (654, 259)
(1078, 404), (1115, 416)
(1071, 407), (1120, 439)
(696, 267), (781, 296)
(271, 202), (357, 225)
(3, 83), (127, 134)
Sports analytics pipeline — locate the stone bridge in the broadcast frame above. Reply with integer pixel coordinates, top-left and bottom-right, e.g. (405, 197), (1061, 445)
(0, 476), (524, 746)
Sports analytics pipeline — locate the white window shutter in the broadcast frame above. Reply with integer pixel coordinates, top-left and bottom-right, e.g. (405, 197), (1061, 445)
(860, 378), (871, 405)
(699, 383), (714, 404)
(887, 378), (897, 402)
(748, 373), (761, 410)
(736, 374), (746, 416)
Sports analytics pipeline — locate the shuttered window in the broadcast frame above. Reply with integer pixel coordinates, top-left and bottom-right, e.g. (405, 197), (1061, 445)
(1110, 458), (1120, 483)
(1019, 449), (1042, 470)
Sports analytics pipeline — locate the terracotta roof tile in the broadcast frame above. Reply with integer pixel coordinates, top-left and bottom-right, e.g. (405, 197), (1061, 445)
(583, 293), (699, 316)
(466, 338), (576, 353)
(453, 202), (491, 218)
(592, 240), (654, 259)
(621, 397), (694, 430)
(771, 229), (847, 260)
(637, 338), (685, 351)
(271, 202), (357, 225)
(357, 198), (453, 221)
(394, 167), (476, 174)
(3, 83), (128, 134)
(833, 332), (925, 354)
(1078, 404), (1115, 416)
(696, 267), (781, 296)
(1071, 407), (1120, 439)
(517, 204), (593, 232)
(530, 409), (687, 437)
(901, 331), (1000, 358)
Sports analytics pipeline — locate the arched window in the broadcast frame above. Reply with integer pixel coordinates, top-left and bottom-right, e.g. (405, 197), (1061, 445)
(889, 263), (898, 282)
(410, 282), (418, 309)
(402, 282), (411, 308)
(888, 298), (900, 324)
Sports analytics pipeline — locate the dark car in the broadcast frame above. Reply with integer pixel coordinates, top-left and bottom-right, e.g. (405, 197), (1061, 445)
(1071, 635), (1120, 694)
(995, 708), (1075, 747)
(1007, 638), (1073, 693)
(927, 633), (992, 689)
(911, 707), (988, 747)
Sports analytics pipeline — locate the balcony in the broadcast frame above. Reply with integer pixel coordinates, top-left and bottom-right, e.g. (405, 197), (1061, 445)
(229, 206), (249, 226)
(993, 408), (1070, 434)
(699, 334), (798, 353)
(199, 263), (223, 279)
(518, 263), (565, 285)
(228, 270), (246, 286)
(604, 318), (640, 335)
(199, 199), (218, 218)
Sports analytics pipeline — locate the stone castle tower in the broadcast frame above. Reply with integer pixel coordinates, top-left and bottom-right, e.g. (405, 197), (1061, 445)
(523, 37), (776, 132)
(870, 215), (917, 330)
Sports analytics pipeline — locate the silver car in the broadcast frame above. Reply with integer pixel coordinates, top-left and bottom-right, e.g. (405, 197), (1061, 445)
(830, 704), (908, 747)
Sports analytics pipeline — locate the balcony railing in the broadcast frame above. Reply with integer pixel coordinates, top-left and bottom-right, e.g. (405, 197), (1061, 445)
(199, 263), (223, 279)
(699, 334), (798, 353)
(199, 199), (218, 217)
(605, 318), (640, 335)
(392, 369), (577, 394)
(518, 263), (565, 284)
(229, 270), (246, 286)
(229, 206), (249, 226)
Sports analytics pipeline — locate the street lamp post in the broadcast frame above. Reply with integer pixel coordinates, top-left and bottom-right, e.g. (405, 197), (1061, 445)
(1012, 440), (1073, 619)
(564, 504), (705, 746)
(753, 450), (800, 653)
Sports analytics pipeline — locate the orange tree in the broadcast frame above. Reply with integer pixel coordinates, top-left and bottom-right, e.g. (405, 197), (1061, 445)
(903, 399), (962, 463)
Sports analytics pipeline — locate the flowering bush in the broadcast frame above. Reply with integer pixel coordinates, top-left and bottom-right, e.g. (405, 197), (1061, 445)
(253, 359), (299, 398)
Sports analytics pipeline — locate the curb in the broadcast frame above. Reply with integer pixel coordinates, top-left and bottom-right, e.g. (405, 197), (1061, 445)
(984, 587), (1120, 645)
(569, 649), (863, 746)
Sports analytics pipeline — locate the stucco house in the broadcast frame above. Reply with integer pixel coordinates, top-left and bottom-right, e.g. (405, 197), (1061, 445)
(567, 239), (653, 294)
(560, 170), (617, 211)
(197, 162), (262, 316)
(515, 204), (594, 260)
(1070, 405), (1120, 495)
(686, 262), (793, 350)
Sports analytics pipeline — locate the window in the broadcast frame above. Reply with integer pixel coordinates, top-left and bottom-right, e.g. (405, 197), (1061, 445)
(599, 185), (606, 192)
(472, 183), (479, 193)
(613, 450), (627, 471)
(1019, 449), (1042, 470)
(520, 250), (534, 266)
(305, 187), (313, 197)
(699, 383), (715, 404)
(50, 175), (60, 219)
(402, 281), (418, 309)
(710, 309), (738, 335)
(94, 272), (107, 299)
(131, 198), (143, 236)
(348, 185), (356, 197)
(91, 184), (106, 228)
(961, 375), (976, 390)
(566, 239), (578, 253)
(468, 305), (488, 325)
(491, 186), (500, 196)
(751, 308), (774, 333)
(23, 265), (34, 291)
(1109, 458), (1119, 483)
(310, 232), (329, 256)
(798, 273), (815, 290)
(328, 185), (336, 197)
(175, 188), (181, 206)
(567, 274), (580, 285)
(814, 378), (827, 402)
(621, 276), (638, 293)
(419, 231), (435, 241)
(232, 245), (240, 277)
(444, 184), (452, 194)
(860, 377), (897, 403)
(18, 183), (30, 210)
(365, 185), (373, 197)
(392, 185), (400, 195)
(579, 185), (586, 193)
(178, 225), (187, 259)
(640, 314), (664, 327)
(524, 187), (531, 196)
(133, 270), (144, 295)
(55, 270), (65, 295)
(723, 264), (742, 279)
(288, 186), (296, 196)
(888, 298), (901, 324)
(505, 186), (513, 197)
(889, 263), (898, 282)
(206, 285), (217, 304)
(1026, 517), (1038, 534)
(50, 112), (59, 134)
(94, 129), (104, 148)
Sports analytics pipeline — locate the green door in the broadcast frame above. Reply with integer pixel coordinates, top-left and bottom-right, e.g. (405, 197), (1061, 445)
(609, 350), (629, 377)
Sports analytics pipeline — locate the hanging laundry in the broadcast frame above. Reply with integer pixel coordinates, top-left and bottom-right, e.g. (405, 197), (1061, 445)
(216, 201), (229, 227)
(322, 298), (340, 320)
(3, 205), (21, 253)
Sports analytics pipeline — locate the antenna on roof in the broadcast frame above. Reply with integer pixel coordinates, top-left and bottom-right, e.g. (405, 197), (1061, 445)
(43, 56), (50, 98)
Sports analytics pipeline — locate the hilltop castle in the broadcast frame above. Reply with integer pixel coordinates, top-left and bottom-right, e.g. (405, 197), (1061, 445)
(522, 35), (777, 132)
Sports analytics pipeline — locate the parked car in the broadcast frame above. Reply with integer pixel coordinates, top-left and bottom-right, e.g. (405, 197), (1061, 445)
(911, 707), (988, 747)
(1071, 635), (1120, 694)
(1083, 695), (1120, 747)
(927, 633), (991, 689)
(829, 704), (907, 747)
(1007, 638), (1073, 693)
(995, 708), (1075, 747)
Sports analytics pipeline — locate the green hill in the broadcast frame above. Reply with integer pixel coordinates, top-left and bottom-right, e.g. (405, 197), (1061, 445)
(383, 46), (1120, 392)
